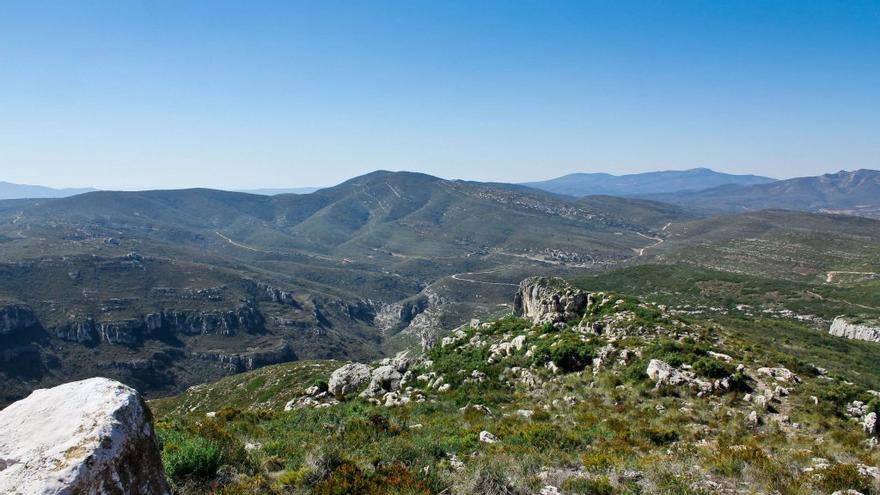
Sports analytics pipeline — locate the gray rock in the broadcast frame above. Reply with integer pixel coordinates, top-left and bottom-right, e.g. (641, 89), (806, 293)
(513, 277), (590, 325)
(360, 365), (403, 398)
(830, 317), (880, 343)
(328, 363), (371, 396)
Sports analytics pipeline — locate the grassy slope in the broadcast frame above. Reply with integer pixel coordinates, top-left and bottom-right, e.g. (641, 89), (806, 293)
(151, 287), (880, 495)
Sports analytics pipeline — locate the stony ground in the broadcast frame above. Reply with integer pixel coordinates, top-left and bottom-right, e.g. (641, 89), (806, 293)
(150, 279), (880, 495)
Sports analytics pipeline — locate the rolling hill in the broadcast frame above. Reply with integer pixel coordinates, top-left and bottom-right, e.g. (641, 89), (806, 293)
(0, 171), (694, 406)
(521, 167), (775, 197)
(645, 169), (880, 218)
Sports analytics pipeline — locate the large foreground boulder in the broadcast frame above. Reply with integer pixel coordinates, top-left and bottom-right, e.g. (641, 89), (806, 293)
(0, 377), (169, 495)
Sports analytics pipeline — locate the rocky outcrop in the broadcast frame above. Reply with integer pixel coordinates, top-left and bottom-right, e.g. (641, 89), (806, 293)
(328, 363), (371, 396)
(829, 317), (880, 343)
(0, 304), (39, 337)
(256, 282), (302, 308)
(514, 277), (590, 325)
(0, 377), (169, 495)
(646, 359), (717, 394)
(375, 296), (430, 334)
(360, 351), (415, 398)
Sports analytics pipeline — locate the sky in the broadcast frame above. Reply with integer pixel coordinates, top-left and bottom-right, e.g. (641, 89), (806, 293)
(0, 1), (878, 190)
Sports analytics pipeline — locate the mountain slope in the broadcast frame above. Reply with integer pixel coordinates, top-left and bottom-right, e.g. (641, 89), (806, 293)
(646, 169), (880, 218)
(0, 181), (96, 199)
(150, 276), (880, 495)
(522, 168), (775, 197)
(0, 171), (697, 406)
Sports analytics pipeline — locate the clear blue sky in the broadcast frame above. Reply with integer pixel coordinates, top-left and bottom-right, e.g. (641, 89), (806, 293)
(0, 1), (878, 189)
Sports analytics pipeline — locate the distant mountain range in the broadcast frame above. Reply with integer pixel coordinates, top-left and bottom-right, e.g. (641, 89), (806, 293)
(235, 187), (321, 195)
(644, 169), (880, 218)
(0, 181), (96, 200)
(521, 168), (776, 197)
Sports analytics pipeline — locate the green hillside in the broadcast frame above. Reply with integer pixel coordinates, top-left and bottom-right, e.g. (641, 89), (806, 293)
(150, 278), (880, 495)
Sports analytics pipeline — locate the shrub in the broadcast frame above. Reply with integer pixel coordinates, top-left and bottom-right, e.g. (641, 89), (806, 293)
(562, 476), (614, 495)
(813, 464), (871, 494)
(531, 334), (598, 373)
(159, 429), (223, 481)
(311, 461), (431, 495)
(691, 357), (735, 379)
(642, 427), (679, 445)
(458, 464), (525, 495)
(277, 467), (310, 487)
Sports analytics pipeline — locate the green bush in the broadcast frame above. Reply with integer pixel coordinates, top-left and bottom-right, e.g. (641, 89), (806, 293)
(562, 476), (614, 495)
(531, 334), (598, 373)
(159, 429), (223, 480)
(642, 427), (679, 445)
(691, 357), (735, 379)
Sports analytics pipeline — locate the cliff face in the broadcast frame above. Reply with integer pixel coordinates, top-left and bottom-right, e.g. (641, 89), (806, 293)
(829, 317), (880, 343)
(0, 304), (39, 337)
(52, 303), (266, 345)
(513, 277), (591, 325)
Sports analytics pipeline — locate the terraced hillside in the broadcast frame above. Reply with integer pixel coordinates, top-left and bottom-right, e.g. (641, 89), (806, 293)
(0, 172), (690, 406)
(150, 277), (880, 495)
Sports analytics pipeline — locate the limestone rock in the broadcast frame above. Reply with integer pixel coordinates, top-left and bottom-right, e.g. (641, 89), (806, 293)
(0, 377), (169, 495)
(479, 431), (500, 444)
(328, 363), (371, 396)
(756, 367), (800, 383)
(864, 412), (878, 436)
(829, 317), (880, 343)
(646, 359), (711, 393)
(513, 277), (590, 325)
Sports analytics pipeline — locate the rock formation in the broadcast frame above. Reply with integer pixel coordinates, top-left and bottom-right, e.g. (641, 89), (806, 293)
(513, 277), (590, 325)
(0, 304), (39, 337)
(328, 363), (371, 396)
(829, 317), (880, 343)
(0, 377), (169, 495)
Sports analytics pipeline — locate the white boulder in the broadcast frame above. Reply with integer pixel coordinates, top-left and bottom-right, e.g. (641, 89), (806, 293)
(0, 377), (169, 495)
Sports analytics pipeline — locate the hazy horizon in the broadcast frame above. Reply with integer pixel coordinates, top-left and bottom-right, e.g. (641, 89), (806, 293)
(0, 165), (861, 192)
(2, 1), (878, 189)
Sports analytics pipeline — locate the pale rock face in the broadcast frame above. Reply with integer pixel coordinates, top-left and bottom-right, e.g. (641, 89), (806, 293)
(513, 277), (590, 325)
(328, 363), (371, 396)
(646, 359), (712, 393)
(829, 317), (880, 343)
(864, 412), (878, 437)
(0, 377), (169, 495)
(479, 431), (500, 444)
(756, 367), (800, 383)
(747, 410), (760, 428)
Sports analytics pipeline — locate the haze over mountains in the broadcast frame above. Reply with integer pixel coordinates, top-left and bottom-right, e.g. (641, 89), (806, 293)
(643, 169), (880, 218)
(0, 181), (96, 200)
(521, 167), (776, 197)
